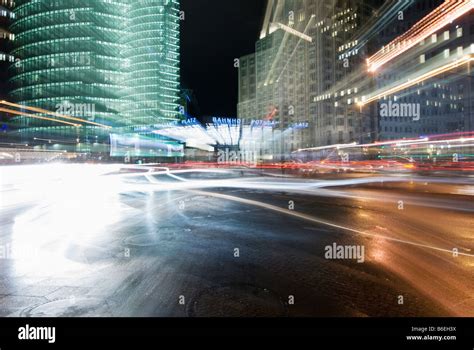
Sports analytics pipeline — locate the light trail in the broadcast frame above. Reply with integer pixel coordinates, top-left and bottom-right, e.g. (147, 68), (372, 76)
(0, 100), (112, 129)
(295, 134), (474, 153)
(117, 168), (474, 214)
(2, 163), (473, 262)
(340, 0), (414, 60)
(273, 22), (313, 43)
(359, 54), (474, 106)
(189, 189), (474, 258)
(1, 163), (472, 316)
(263, 14), (316, 86)
(275, 15), (316, 83)
(0, 107), (81, 127)
(367, 0), (473, 72)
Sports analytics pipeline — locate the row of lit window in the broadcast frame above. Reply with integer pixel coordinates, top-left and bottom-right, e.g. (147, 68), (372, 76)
(381, 27), (464, 55)
(12, 81), (113, 92)
(12, 8), (91, 30)
(0, 9), (15, 19)
(338, 40), (358, 53)
(0, 32), (15, 40)
(315, 88), (359, 102)
(15, 0), (126, 19)
(16, 22), (92, 43)
(0, 53), (15, 62)
(420, 44), (472, 63)
(420, 27), (464, 46)
(0, 0), (14, 8)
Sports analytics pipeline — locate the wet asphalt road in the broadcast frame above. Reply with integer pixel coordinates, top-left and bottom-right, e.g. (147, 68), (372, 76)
(0, 164), (473, 317)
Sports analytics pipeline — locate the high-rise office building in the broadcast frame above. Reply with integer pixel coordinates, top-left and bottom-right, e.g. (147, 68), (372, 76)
(237, 0), (379, 157)
(9, 0), (127, 143)
(121, 1), (181, 127)
(311, 0), (379, 147)
(239, 0), (473, 155)
(239, 0), (316, 157)
(7, 0), (181, 154)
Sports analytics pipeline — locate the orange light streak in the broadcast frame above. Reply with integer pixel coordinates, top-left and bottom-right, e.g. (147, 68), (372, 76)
(0, 107), (81, 127)
(0, 100), (111, 129)
(359, 54), (473, 106)
(367, 0), (473, 72)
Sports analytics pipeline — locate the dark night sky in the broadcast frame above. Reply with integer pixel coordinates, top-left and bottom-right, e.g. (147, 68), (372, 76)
(180, 0), (266, 118)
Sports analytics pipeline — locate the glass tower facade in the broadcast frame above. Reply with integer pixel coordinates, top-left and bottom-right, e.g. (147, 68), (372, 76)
(8, 0), (181, 155)
(122, 0), (180, 127)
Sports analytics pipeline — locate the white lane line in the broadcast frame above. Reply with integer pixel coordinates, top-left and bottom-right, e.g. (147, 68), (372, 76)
(140, 170), (473, 257)
(189, 189), (474, 258)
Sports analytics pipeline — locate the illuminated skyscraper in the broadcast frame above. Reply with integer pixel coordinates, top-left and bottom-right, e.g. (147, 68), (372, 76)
(8, 0), (181, 154)
(121, 1), (181, 127)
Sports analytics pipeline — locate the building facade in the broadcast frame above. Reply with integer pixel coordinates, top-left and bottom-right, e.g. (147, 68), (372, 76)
(237, 0), (380, 158)
(121, 1), (181, 127)
(372, 0), (474, 140)
(7, 0), (181, 154)
(238, 0), (473, 159)
(311, 0), (378, 147)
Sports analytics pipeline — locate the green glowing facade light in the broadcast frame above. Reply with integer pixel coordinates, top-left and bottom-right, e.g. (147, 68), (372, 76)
(9, 0), (181, 154)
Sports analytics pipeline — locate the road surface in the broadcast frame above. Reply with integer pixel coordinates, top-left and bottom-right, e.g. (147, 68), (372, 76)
(0, 164), (473, 317)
